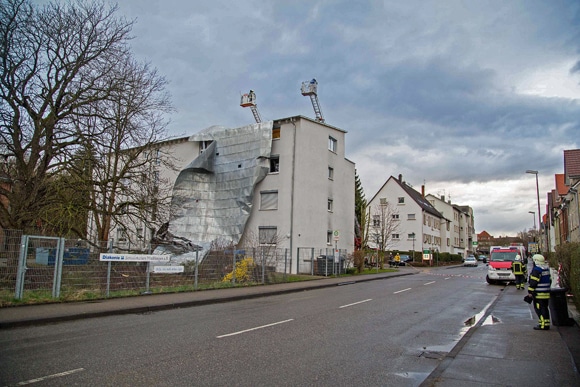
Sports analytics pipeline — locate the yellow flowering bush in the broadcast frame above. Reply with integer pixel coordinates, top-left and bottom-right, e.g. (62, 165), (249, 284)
(222, 257), (255, 283)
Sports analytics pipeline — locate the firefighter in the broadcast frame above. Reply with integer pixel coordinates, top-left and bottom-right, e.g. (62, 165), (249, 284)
(512, 255), (525, 289)
(527, 254), (551, 330)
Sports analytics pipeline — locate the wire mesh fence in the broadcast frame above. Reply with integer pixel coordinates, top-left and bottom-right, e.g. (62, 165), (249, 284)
(0, 231), (351, 306)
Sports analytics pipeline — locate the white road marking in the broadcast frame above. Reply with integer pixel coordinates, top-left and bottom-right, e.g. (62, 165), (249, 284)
(13, 368), (84, 385)
(339, 299), (372, 308)
(394, 288), (412, 294)
(424, 281), (436, 285)
(217, 319), (294, 338)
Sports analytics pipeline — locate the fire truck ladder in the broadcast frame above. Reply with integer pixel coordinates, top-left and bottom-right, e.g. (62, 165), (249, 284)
(301, 79), (325, 123)
(240, 90), (262, 123)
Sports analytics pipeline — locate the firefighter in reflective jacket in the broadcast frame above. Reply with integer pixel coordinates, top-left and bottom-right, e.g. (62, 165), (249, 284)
(527, 254), (551, 330)
(511, 255), (525, 289)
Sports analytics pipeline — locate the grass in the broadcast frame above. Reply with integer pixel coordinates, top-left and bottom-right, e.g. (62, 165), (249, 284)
(0, 266), (402, 307)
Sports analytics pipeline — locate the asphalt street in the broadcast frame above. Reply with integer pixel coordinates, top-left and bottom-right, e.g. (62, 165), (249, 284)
(1, 266), (579, 386)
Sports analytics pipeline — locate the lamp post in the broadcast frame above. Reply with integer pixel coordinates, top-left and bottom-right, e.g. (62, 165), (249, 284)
(526, 170), (542, 252)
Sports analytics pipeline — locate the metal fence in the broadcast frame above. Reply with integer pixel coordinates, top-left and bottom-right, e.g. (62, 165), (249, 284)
(0, 231), (351, 306)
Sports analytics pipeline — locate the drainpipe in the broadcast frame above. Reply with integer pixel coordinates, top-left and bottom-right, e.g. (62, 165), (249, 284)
(290, 118), (297, 274)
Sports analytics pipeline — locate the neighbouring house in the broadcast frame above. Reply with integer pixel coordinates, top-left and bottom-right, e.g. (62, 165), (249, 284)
(366, 174), (445, 256)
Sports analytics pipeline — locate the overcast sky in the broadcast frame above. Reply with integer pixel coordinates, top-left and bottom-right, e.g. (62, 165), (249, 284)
(114, 0), (580, 237)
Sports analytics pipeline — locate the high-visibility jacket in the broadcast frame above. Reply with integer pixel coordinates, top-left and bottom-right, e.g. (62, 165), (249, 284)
(528, 264), (551, 299)
(511, 261), (524, 275)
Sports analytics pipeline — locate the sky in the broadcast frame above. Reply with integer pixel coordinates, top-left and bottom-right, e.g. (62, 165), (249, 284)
(111, 0), (580, 237)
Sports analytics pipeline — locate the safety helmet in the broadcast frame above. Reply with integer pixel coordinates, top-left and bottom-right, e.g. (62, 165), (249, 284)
(515, 255), (521, 261)
(532, 254), (545, 265)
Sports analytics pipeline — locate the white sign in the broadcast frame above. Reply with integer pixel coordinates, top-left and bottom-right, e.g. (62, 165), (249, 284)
(99, 253), (171, 262)
(333, 230), (340, 241)
(153, 266), (184, 273)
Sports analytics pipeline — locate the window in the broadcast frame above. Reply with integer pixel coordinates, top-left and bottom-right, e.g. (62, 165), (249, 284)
(259, 227), (277, 245)
(200, 140), (213, 154)
(272, 127), (281, 139)
(328, 166), (334, 180)
(117, 228), (127, 242)
(372, 215), (380, 227)
(269, 155), (280, 173)
(327, 230), (333, 245)
(392, 234), (400, 239)
(380, 198), (387, 205)
(328, 198), (333, 212)
(392, 214), (399, 220)
(136, 228), (144, 240)
(398, 197), (405, 204)
(260, 190), (278, 210)
(408, 213), (416, 220)
(408, 233), (415, 239)
(328, 136), (337, 152)
(155, 149), (161, 165)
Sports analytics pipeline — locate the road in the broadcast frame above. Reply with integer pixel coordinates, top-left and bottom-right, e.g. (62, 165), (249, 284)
(0, 264), (519, 386)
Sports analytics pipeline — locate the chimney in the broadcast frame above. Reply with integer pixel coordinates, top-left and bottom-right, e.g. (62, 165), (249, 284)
(398, 174), (402, 182)
(421, 185), (425, 198)
(441, 195), (445, 201)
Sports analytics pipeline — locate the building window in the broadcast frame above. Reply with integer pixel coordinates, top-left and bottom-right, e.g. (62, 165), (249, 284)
(328, 198), (333, 212)
(328, 136), (337, 152)
(269, 155), (279, 173)
(200, 140), (212, 154)
(398, 197), (405, 204)
(260, 190), (278, 210)
(328, 166), (334, 180)
(273, 127), (281, 139)
(392, 214), (399, 220)
(136, 228), (143, 240)
(259, 226), (277, 245)
(372, 215), (380, 227)
(392, 234), (400, 239)
(408, 213), (416, 220)
(408, 233), (415, 239)
(327, 230), (333, 245)
(117, 228), (127, 242)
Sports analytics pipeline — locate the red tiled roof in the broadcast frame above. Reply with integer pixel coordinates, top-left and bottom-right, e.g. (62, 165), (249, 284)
(564, 149), (580, 181)
(555, 174), (568, 196)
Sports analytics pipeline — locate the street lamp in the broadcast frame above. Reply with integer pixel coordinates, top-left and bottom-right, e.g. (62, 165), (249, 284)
(526, 170), (542, 252)
(410, 232), (415, 261)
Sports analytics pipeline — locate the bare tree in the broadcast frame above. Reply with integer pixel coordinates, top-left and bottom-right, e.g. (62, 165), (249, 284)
(369, 201), (401, 261)
(0, 0), (133, 232)
(0, 0), (174, 244)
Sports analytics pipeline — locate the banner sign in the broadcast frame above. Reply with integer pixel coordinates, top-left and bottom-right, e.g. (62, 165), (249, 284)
(99, 253), (171, 262)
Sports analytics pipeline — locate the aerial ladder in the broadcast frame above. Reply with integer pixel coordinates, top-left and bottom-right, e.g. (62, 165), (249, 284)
(301, 79), (324, 123)
(240, 89), (262, 123)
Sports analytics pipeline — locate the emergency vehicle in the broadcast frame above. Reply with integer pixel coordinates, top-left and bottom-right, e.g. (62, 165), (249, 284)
(486, 246), (521, 285)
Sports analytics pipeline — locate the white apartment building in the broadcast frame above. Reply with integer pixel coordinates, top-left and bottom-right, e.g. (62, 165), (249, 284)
(108, 116), (355, 273)
(425, 194), (476, 256)
(367, 175), (444, 255)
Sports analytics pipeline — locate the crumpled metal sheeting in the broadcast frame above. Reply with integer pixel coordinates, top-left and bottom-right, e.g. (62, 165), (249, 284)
(167, 122), (273, 262)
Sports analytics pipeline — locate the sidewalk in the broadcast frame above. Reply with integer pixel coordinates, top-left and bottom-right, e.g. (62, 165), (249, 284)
(1, 268), (580, 386)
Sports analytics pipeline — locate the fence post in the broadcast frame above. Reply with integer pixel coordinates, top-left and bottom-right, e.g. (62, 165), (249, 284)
(261, 247), (265, 284)
(310, 248), (314, 275)
(194, 248), (199, 290)
(232, 248), (236, 285)
(52, 237), (65, 298)
(284, 248), (288, 280)
(14, 235), (29, 300)
(106, 239), (113, 298)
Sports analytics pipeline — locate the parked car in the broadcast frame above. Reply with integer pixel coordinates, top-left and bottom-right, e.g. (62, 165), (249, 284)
(399, 254), (412, 266)
(477, 255), (487, 263)
(463, 256), (478, 267)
